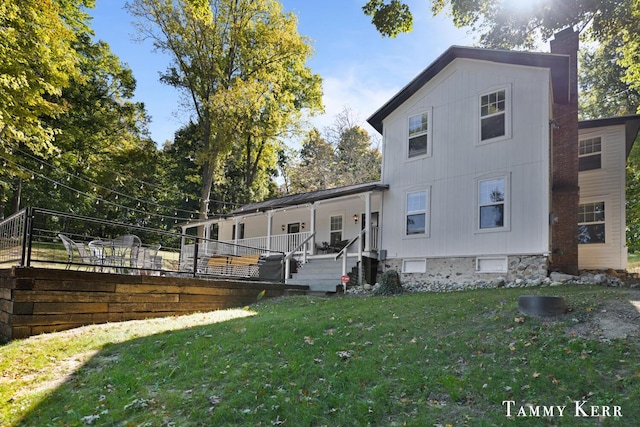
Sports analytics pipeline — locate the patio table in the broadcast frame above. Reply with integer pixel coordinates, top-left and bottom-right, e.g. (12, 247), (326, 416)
(89, 235), (141, 273)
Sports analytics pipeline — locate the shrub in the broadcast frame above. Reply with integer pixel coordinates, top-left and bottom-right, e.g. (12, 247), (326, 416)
(374, 269), (403, 295)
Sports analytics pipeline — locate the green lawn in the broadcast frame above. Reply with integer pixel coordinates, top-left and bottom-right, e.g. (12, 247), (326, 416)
(1, 285), (639, 426)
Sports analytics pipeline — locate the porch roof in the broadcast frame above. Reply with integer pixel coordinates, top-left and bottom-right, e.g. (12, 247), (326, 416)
(232, 181), (389, 215)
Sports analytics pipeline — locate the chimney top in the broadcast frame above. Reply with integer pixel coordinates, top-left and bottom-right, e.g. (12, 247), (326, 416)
(552, 27), (577, 42)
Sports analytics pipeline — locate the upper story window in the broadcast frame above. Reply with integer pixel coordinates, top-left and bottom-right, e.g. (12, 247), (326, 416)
(406, 190), (429, 236)
(479, 87), (510, 143)
(578, 202), (605, 244)
(478, 177), (507, 230)
(579, 136), (602, 171)
(407, 110), (431, 158)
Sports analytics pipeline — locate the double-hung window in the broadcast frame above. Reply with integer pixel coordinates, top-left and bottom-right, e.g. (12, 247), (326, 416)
(579, 137), (602, 171)
(406, 190), (428, 236)
(479, 87), (509, 142)
(578, 202), (605, 244)
(330, 215), (343, 246)
(408, 110), (431, 158)
(478, 177), (507, 230)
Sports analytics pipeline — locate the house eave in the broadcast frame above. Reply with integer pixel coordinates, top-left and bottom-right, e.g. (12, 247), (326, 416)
(230, 182), (389, 216)
(367, 46), (570, 134)
(579, 114), (640, 158)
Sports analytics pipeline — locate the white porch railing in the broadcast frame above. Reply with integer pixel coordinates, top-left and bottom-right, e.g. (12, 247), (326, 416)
(229, 231), (314, 254)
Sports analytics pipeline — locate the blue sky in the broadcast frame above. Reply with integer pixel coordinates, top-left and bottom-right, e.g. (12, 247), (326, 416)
(89, 0), (476, 146)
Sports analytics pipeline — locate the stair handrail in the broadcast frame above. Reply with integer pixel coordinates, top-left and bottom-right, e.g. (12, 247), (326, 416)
(334, 228), (366, 261)
(283, 231), (316, 283)
(335, 228), (366, 289)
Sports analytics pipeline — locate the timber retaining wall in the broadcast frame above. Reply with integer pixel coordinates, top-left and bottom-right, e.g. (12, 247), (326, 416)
(0, 267), (307, 341)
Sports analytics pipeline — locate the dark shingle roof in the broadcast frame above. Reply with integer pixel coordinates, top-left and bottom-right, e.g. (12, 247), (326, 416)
(367, 46), (571, 134)
(231, 182), (389, 215)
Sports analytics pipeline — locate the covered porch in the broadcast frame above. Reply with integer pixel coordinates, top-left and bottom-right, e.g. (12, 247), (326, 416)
(180, 183), (388, 286)
(182, 182), (387, 256)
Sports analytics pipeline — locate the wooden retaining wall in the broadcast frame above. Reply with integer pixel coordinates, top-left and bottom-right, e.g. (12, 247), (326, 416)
(0, 267), (308, 341)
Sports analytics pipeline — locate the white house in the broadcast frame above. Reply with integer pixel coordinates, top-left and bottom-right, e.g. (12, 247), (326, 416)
(182, 29), (640, 291)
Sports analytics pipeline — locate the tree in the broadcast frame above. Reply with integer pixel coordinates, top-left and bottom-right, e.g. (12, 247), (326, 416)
(289, 128), (335, 193)
(0, 0), (90, 155)
(361, 1), (640, 95)
(579, 37), (640, 120)
(1, 22), (159, 223)
(289, 109), (382, 194)
(362, 0), (413, 38)
(127, 0), (322, 225)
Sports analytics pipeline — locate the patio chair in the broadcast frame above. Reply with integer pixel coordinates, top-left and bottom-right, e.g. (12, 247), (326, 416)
(138, 244), (161, 274)
(111, 234), (142, 270)
(58, 233), (93, 270)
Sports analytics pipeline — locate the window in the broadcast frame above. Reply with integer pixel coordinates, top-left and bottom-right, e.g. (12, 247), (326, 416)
(476, 257), (508, 273)
(408, 112), (429, 158)
(403, 259), (427, 273)
(478, 177), (506, 229)
(578, 202), (605, 244)
(579, 137), (602, 171)
(406, 190), (428, 235)
(330, 215), (343, 245)
(232, 223), (245, 240)
(480, 88), (507, 141)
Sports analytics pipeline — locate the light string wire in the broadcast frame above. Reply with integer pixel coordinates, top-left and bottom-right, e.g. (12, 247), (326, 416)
(0, 152), (206, 224)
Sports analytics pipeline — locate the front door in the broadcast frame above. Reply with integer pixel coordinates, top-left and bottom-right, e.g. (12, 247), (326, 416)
(287, 222), (300, 252)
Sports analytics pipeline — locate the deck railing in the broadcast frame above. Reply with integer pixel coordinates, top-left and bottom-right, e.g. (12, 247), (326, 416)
(230, 231), (313, 254)
(0, 207), (285, 281)
(0, 209), (28, 266)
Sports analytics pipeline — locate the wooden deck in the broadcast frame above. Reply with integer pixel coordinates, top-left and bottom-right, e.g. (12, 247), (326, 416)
(0, 267), (308, 341)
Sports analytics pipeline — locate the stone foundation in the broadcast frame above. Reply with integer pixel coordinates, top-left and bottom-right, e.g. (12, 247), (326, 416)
(381, 255), (548, 291)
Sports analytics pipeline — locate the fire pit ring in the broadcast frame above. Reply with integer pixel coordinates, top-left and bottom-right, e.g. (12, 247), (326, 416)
(518, 295), (566, 316)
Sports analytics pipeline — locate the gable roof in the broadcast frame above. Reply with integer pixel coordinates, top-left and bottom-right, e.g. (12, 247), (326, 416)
(231, 181), (389, 215)
(367, 46), (571, 134)
(579, 114), (640, 158)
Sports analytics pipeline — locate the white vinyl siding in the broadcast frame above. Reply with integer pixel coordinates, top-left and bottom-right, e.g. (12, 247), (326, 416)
(380, 59), (550, 259)
(578, 125), (627, 270)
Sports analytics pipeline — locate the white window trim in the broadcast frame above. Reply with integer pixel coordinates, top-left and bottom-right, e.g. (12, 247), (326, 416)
(403, 259), (427, 273)
(406, 107), (433, 160)
(477, 84), (511, 145)
(475, 256), (508, 273)
(329, 213), (344, 244)
(475, 173), (511, 233)
(404, 187), (431, 238)
(578, 197), (609, 246)
(578, 133), (604, 173)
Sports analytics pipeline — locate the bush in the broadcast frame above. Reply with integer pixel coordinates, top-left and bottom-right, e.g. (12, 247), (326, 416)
(374, 269), (403, 295)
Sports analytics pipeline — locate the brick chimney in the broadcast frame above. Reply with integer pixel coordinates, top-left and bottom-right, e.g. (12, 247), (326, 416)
(549, 28), (579, 275)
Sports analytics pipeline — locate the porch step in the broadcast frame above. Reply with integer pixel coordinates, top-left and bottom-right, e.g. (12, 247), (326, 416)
(289, 257), (358, 293)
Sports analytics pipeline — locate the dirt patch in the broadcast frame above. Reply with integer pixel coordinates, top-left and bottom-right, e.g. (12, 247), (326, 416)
(567, 289), (640, 340)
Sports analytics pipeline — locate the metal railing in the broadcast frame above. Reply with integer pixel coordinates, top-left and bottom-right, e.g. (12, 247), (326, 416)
(0, 209), (28, 266)
(0, 207), (285, 281)
(335, 228), (367, 290)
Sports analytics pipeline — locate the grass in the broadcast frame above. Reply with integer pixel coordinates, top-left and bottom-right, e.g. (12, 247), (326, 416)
(1, 285), (639, 426)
